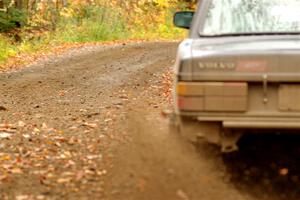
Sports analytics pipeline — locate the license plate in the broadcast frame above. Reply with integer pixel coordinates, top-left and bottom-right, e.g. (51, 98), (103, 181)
(279, 85), (300, 111)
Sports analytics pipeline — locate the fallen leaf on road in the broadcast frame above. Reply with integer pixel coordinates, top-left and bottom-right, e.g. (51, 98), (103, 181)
(0, 132), (12, 139)
(84, 130), (91, 133)
(69, 126), (78, 130)
(0, 123), (16, 129)
(83, 122), (98, 128)
(0, 155), (11, 161)
(87, 155), (101, 160)
(176, 189), (190, 200)
(161, 109), (172, 118)
(57, 178), (72, 184)
(62, 172), (74, 176)
(33, 127), (40, 133)
(0, 175), (8, 182)
(76, 171), (85, 181)
(96, 170), (107, 176)
(137, 178), (147, 192)
(18, 121), (26, 127)
(104, 119), (112, 123)
(23, 134), (31, 139)
(279, 168), (289, 176)
(0, 123), (17, 133)
(58, 91), (66, 96)
(10, 168), (23, 174)
(67, 137), (77, 145)
(0, 128), (16, 133)
(16, 195), (29, 200)
(42, 123), (48, 130)
(0, 106), (7, 111)
(36, 195), (46, 200)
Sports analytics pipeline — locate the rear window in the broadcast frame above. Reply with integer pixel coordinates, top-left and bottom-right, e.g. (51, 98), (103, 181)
(201, 0), (300, 36)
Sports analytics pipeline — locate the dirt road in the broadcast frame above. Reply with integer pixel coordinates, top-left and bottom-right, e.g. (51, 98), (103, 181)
(1, 42), (300, 200)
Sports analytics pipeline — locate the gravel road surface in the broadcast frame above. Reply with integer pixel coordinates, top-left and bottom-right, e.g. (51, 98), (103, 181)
(1, 42), (300, 200)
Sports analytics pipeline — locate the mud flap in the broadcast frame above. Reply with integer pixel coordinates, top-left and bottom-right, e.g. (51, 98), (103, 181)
(170, 114), (222, 144)
(169, 113), (243, 153)
(220, 129), (243, 153)
(168, 112), (181, 134)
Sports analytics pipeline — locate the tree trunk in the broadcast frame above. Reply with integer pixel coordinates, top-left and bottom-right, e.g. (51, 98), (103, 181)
(0, 0), (4, 9)
(61, 0), (68, 7)
(15, 0), (23, 9)
(28, 0), (36, 12)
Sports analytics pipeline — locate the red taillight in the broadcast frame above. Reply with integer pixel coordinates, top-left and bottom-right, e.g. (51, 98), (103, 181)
(177, 82), (248, 112)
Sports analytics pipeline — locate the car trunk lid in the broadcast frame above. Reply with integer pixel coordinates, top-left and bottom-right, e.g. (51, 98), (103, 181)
(179, 37), (300, 82)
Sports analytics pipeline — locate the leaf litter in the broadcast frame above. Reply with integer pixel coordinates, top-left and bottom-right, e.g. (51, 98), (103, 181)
(0, 45), (175, 199)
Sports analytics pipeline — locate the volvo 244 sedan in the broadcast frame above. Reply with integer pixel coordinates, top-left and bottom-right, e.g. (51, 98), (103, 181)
(173, 0), (300, 152)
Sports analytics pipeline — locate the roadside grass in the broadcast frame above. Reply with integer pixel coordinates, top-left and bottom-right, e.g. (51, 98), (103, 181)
(0, 6), (185, 68)
(0, 35), (17, 65)
(0, 32), (55, 68)
(54, 6), (130, 43)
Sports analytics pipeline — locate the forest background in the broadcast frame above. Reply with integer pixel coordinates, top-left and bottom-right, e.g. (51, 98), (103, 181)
(0, 0), (196, 66)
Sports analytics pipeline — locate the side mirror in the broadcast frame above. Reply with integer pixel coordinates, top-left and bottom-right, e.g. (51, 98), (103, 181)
(173, 11), (195, 29)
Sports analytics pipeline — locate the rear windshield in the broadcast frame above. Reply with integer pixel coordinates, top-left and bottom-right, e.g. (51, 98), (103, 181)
(201, 0), (300, 36)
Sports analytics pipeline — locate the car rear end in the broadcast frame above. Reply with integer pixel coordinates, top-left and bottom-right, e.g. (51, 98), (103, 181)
(175, 37), (300, 130)
(172, 0), (300, 152)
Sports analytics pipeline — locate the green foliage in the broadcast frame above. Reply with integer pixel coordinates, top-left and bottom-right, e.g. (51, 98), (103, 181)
(0, 35), (17, 63)
(0, 13), (13, 32)
(0, 8), (27, 32)
(0, 0), (195, 66)
(54, 6), (129, 42)
(131, 8), (185, 39)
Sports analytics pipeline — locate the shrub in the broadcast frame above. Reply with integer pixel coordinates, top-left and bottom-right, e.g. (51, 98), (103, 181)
(54, 6), (129, 43)
(0, 8), (27, 32)
(0, 34), (17, 63)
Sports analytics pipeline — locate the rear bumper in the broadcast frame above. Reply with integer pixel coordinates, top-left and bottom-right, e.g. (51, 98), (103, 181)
(222, 120), (300, 129)
(179, 112), (300, 129)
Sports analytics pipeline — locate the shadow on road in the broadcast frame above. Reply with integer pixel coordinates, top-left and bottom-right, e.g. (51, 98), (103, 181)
(223, 133), (300, 200)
